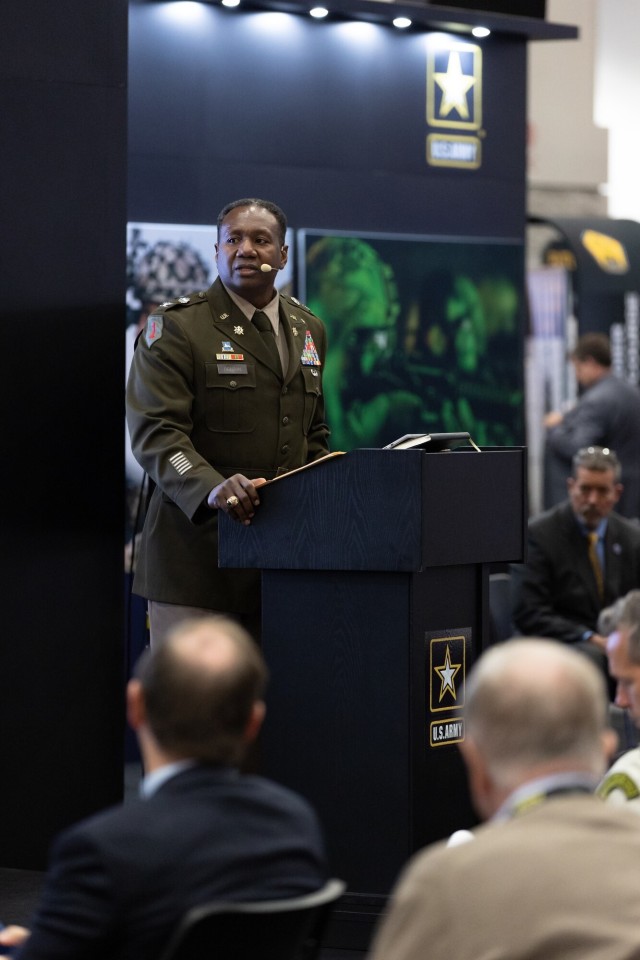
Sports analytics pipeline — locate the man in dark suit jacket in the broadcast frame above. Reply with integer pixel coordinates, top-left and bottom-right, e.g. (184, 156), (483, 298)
(0, 617), (327, 960)
(126, 198), (330, 642)
(512, 446), (640, 676)
(369, 639), (640, 960)
(544, 332), (640, 518)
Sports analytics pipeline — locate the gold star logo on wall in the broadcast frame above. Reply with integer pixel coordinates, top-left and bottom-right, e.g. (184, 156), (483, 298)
(433, 51), (476, 121)
(425, 40), (483, 168)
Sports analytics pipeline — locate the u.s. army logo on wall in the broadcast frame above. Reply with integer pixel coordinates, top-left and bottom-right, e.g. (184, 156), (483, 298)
(426, 40), (483, 169)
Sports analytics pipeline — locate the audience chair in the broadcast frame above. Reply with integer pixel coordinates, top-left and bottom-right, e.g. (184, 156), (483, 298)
(158, 878), (346, 960)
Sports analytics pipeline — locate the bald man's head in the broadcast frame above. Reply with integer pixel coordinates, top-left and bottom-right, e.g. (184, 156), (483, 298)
(133, 616), (267, 765)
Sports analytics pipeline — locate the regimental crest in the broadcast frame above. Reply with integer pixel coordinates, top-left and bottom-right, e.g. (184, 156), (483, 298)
(301, 330), (321, 366)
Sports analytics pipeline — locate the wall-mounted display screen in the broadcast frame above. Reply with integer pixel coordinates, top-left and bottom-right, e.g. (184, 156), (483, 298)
(298, 230), (525, 451)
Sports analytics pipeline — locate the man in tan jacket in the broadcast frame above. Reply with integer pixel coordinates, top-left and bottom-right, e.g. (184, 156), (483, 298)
(369, 639), (640, 960)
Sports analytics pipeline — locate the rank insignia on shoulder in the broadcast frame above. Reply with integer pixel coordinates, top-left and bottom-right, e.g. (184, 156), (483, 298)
(145, 315), (163, 348)
(301, 330), (321, 366)
(178, 296), (190, 304)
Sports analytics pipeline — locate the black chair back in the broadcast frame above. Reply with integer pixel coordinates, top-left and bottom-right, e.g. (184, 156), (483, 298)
(159, 878), (346, 960)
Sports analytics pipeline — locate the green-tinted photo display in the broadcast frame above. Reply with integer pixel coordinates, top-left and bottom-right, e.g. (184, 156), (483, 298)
(300, 231), (525, 451)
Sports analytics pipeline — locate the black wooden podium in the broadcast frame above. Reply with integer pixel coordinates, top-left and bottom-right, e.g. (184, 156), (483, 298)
(219, 447), (526, 948)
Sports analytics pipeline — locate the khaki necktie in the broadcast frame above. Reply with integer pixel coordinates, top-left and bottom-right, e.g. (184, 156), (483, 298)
(587, 530), (604, 602)
(252, 310), (281, 372)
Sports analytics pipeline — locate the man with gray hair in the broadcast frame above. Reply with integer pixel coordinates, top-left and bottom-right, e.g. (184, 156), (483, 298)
(511, 445), (640, 679)
(369, 639), (640, 960)
(597, 589), (640, 810)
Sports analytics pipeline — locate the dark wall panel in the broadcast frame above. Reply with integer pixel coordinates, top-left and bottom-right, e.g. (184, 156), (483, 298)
(128, 3), (526, 239)
(0, 0), (128, 867)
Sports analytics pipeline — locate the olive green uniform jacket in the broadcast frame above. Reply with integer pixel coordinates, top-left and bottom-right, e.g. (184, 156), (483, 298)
(126, 278), (329, 613)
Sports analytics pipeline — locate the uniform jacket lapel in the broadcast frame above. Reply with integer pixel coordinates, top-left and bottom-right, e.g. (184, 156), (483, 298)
(206, 279), (282, 377)
(280, 300), (309, 385)
(604, 515), (625, 602)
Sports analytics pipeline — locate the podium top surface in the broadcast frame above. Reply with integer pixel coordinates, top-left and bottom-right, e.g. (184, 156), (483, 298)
(218, 446), (527, 572)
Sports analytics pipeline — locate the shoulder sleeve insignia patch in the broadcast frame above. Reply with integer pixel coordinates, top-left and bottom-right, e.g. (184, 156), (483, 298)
(145, 315), (163, 348)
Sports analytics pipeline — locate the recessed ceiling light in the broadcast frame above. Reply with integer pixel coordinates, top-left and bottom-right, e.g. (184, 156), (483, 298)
(310, 6), (329, 17)
(471, 26), (491, 38)
(393, 16), (411, 28)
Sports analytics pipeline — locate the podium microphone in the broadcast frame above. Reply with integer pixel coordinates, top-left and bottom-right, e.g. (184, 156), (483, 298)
(260, 263), (279, 272)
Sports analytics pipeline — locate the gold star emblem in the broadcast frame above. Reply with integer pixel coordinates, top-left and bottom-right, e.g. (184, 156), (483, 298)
(434, 51), (476, 120)
(434, 644), (461, 702)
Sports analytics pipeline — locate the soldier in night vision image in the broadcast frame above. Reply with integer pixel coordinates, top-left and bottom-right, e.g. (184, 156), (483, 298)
(305, 236), (424, 451)
(403, 268), (523, 447)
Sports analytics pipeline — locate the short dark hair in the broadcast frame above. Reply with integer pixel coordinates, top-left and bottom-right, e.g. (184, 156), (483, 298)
(134, 616), (268, 765)
(570, 333), (611, 367)
(572, 445), (621, 481)
(216, 198), (287, 246)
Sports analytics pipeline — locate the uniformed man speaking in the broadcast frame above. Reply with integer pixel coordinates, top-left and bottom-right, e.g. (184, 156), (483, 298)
(126, 198), (330, 643)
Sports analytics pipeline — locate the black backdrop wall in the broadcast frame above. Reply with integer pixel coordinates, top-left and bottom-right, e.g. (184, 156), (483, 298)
(0, 0), (127, 867)
(128, 2), (527, 240)
(0, 0), (570, 871)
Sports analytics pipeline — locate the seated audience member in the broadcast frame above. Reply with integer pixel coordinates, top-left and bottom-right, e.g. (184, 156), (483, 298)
(368, 639), (640, 960)
(0, 617), (327, 960)
(511, 446), (640, 678)
(597, 590), (640, 810)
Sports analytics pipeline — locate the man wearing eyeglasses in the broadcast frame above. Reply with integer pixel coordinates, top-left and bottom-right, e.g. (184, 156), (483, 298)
(511, 446), (640, 681)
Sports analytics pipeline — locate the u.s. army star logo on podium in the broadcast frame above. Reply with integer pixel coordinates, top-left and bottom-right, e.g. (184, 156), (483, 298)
(427, 632), (468, 747)
(426, 40), (483, 170)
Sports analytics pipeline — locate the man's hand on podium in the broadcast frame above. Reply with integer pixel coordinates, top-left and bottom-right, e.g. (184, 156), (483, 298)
(208, 474), (265, 525)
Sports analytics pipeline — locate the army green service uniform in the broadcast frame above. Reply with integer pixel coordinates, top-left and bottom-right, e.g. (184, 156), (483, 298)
(126, 277), (329, 618)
